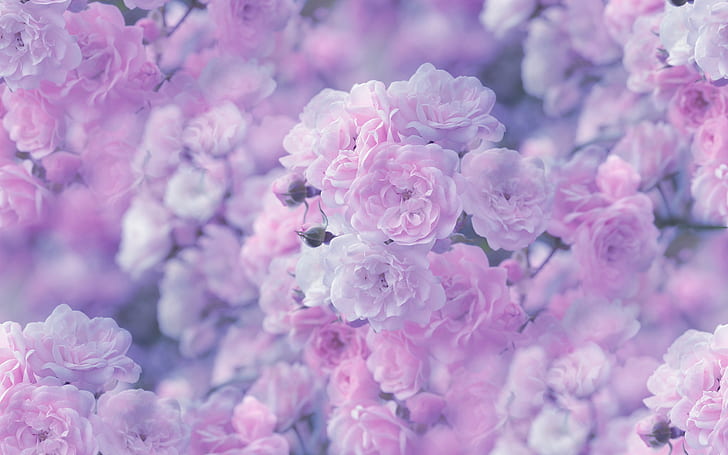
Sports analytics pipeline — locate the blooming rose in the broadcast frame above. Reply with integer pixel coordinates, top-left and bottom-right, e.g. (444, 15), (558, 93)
(527, 405), (591, 455)
(163, 163), (227, 222)
(480, 0), (537, 38)
(327, 404), (415, 455)
(117, 195), (173, 276)
(573, 194), (659, 299)
(684, 391), (722, 451)
(94, 389), (189, 455)
(693, 116), (728, 166)
(366, 329), (427, 400)
(46, 3), (158, 107)
(23, 304), (141, 393)
(325, 234), (446, 331)
(461, 147), (553, 250)
(691, 162), (728, 225)
(423, 244), (521, 360)
(208, 0), (296, 58)
(668, 81), (727, 135)
(0, 322), (30, 392)
(0, 381), (97, 455)
(0, 0), (81, 90)
(1, 87), (63, 159)
(612, 121), (682, 190)
(546, 342), (611, 398)
(187, 387), (288, 455)
(345, 142), (461, 245)
(182, 102), (248, 158)
(247, 363), (318, 431)
(304, 322), (367, 374)
(0, 163), (49, 228)
(327, 357), (380, 407)
(388, 63), (505, 151)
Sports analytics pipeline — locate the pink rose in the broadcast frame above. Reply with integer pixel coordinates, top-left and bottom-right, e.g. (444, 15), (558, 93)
(461, 147), (553, 250)
(247, 363), (318, 430)
(327, 404), (415, 455)
(546, 342), (611, 398)
(691, 162), (728, 225)
(406, 392), (445, 426)
(327, 357), (380, 407)
(0, 322), (30, 392)
(325, 234), (446, 330)
(23, 304), (141, 393)
(0, 381), (97, 455)
(94, 389), (189, 455)
(366, 329), (427, 400)
(612, 121), (682, 190)
(603, 0), (664, 44)
(0, 163), (49, 228)
(0, 0), (81, 90)
(693, 116), (728, 166)
(573, 194), (659, 299)
(208, 0), (296, 58)
(304, 322), (367, 374)
(346, 142), (461, 245)
(668, 81), (728, 135)
(685, 392), (722, 451)
(117, 195), (173, 277)
(388, 63), (505, 152)
(45, 3), (158, 108)
(182, 102), (249, 158)
(595, 155), (640, 202)
(1, 87), (63, 159)
(231, 396), (277, 445)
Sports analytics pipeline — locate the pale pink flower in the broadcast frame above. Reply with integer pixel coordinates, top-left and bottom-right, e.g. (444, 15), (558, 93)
(692, 162), (728, 225)
(327, 357), (380, 407)
(0, 163), (49, 228)
(325, 234), (446, 330)
(24, 304), (141, 393)
(388, 63), (505, 151)
(327, 404), (415, 455)
(366, 329), (427, 400)
(1, 87), (63, 159)
(461, 148), (553, 250)
(0, 381), (97, 455)
(247, 363), (318, 431)
(94, 389), (189, 455)
(573, 194), (659, 299)
(546, 342), (611, 398)
(0, 322), (30, 392)
(0, 0), (81, 90)
(346, 142), (461, 245)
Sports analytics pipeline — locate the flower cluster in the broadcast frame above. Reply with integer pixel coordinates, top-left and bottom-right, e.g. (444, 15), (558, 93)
(0, 305), (188, 455)
(280, 62), (553, 330)
(1, 0), (728, 454)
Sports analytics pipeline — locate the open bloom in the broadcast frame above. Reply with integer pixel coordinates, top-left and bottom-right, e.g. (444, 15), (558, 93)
(0, 381), (97, 455)
(23, 304), (141, 393)
(345, 142), (461, 245)
(388, 63), (505, 152)
(0, 0), (81, 90)
(461, 148), (553, 250)
(94, 389), (189, 455)
(325, 234), (445, 331)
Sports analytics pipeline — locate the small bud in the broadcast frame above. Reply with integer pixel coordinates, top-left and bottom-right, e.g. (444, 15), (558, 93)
(668, 0), (690, 5)
(636, 415), (673, 448)
(272, 174), (308, 207)
(297, 226), (335, 248)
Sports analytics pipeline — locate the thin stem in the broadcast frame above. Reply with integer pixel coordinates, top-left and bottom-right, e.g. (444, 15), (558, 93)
(167, 0), (198, 38)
